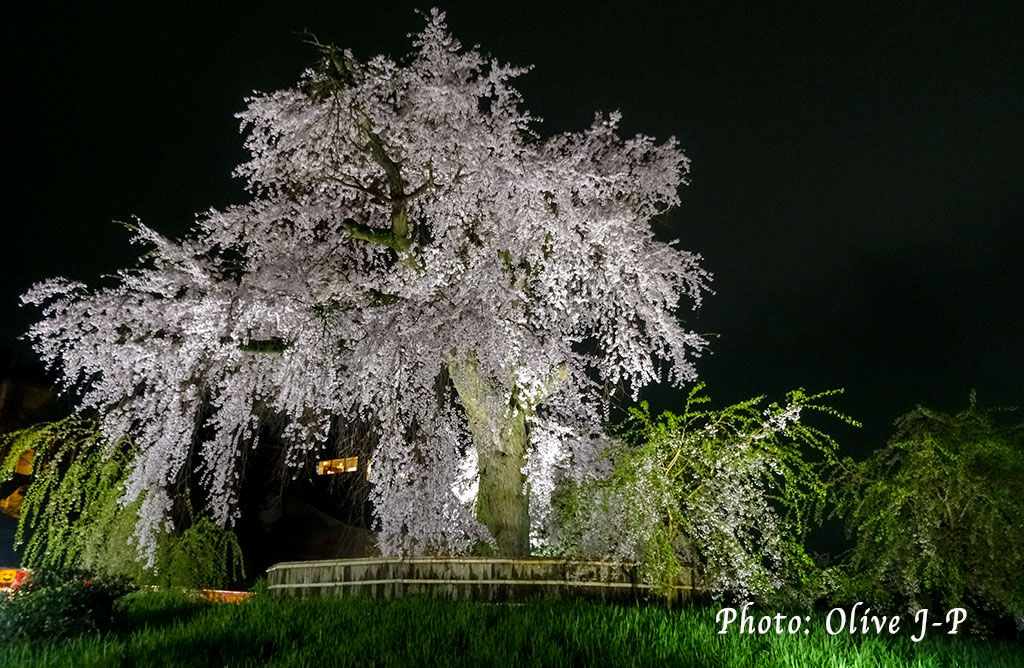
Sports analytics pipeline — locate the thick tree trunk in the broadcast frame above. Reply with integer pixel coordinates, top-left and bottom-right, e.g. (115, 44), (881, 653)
(475, 409), (531, 556)
(448, 356), (568, 557)
(447, 357), (531, 556)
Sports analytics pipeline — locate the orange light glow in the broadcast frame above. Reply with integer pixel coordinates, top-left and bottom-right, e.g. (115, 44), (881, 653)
(316, 456), (359, 475)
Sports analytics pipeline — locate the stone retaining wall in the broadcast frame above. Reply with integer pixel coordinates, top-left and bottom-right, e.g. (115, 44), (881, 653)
(267, 556), (695, 604)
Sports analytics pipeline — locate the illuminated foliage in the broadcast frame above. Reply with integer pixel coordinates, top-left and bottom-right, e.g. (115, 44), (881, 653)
(0, 417), (244, 588)
(0, 416), (130, 571)
(835, 397), (1024, 627)
(552, 384), (855, 604)
(23, 10), (709, 559)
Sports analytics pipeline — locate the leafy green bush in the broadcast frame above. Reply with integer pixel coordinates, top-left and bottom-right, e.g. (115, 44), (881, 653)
(551, 384), (855, 605)
(248, 577), (269, 596)
(834, 395), (1024, 630)
(0, 415), (245, 589)
(151, 515), (246, 589)
(0, 566), (135, 641)
(0, 416), (129, 572)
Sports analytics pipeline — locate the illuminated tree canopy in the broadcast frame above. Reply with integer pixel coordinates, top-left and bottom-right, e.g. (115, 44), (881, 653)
(24, 10), (710, 560)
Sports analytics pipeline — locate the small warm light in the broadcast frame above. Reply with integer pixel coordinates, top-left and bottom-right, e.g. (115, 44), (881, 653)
(0, 486), (26, 518)
(201, 589), (254, 604)
(0, 568), (31, 591)
(13, 450), (33, 476)
(316, 456), (359, 475)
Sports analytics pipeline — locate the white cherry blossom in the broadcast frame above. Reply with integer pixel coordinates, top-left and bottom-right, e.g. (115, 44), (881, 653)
(23, 10), (709, 561)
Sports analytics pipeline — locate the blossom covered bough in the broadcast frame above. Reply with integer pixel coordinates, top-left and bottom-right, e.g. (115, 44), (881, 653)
(23, 10), (710, 563)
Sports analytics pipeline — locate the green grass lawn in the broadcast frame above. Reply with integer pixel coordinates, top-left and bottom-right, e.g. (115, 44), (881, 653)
(1, 591), (1020, 667)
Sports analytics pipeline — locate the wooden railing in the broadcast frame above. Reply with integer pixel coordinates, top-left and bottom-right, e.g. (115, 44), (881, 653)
(267, 556), (696, 604)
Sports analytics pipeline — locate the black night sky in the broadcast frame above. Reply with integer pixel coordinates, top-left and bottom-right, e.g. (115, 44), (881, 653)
(3, 1), (1022, 457)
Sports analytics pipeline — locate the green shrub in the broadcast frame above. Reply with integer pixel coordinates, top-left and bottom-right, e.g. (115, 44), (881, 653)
(834, 395), (1024, 630)
(248, 577), (269, 596)
(0, 415), (245, 590)
(551, 383), (855, 606)
(150, 514), (246, 589)
(0, 566), (135, 641)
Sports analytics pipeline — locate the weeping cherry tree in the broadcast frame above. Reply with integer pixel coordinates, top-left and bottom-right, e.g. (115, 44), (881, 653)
(23, 10), (710, 560)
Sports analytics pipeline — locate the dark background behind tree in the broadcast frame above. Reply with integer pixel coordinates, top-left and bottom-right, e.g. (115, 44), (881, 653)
(3, 0), (1021, 460)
